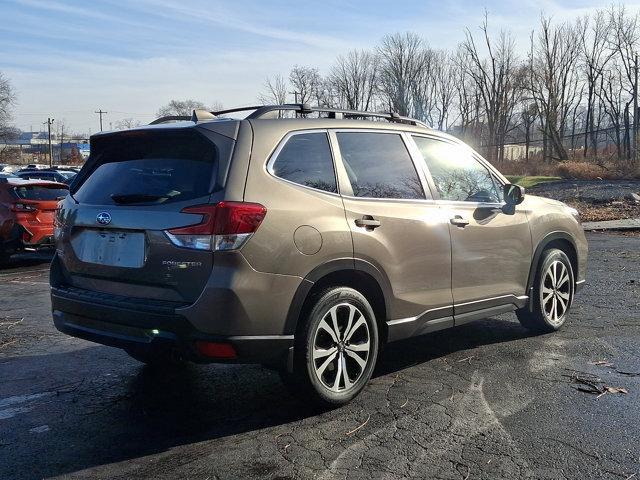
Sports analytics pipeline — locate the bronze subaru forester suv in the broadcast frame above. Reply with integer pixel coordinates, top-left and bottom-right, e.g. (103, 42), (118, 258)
(51, 104), (587, 406)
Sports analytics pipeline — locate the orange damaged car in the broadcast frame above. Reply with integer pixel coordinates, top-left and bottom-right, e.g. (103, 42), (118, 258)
(0, 176), (68, 264)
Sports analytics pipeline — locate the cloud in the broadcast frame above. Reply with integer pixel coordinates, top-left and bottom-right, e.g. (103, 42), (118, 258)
(4, 0), (640, 132)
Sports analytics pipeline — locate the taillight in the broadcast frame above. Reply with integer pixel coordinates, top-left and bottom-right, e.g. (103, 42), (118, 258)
(11, 203), (37, 213)
(165, 202), (267, 251)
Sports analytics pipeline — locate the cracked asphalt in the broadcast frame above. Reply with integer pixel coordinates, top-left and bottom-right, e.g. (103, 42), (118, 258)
(1, 233), (639, 480)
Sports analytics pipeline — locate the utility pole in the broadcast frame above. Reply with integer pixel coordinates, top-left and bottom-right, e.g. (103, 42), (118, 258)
(59, 124), (64, 165)
(44, 118), (54, 167)
(95, 109), (107, 132)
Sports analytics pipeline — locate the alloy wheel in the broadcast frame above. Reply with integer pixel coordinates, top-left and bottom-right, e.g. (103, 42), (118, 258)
(541, 260), (571, 324)
(312, 303), (371, 392)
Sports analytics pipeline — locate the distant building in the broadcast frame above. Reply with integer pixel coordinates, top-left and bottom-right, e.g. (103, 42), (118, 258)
(0, 131), (89, 163)
(502, 144), (543, 161)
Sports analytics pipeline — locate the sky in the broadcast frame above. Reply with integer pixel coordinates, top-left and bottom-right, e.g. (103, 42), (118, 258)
(1, 0), (637, 135)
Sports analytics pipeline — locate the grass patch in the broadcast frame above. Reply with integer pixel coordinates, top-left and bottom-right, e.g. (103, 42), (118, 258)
(505, 175), (562, 188)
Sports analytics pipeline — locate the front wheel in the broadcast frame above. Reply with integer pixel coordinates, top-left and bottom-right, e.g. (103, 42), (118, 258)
(517, 248), (574, 333)
(283, 287), (379, 407)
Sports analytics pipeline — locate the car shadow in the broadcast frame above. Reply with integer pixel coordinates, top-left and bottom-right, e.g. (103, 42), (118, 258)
(0, 251), (53, 271)
(374, 317), (533, 377)
(0, 317), (535, 479)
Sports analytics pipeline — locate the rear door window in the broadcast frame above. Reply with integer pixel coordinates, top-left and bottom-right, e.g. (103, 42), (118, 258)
(270, 132), (337, 193)
(336, 132), (425, 199)
(73, 129), (219, 205)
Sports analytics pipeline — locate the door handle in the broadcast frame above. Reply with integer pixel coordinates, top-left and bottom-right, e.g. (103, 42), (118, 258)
(355, 216), (381, 230)
(450, 215), (469, 227)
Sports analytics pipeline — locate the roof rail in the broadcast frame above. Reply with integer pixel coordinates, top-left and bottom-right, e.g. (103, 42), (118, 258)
(211, 104), (429, 127)
(149, 104), (429, 128)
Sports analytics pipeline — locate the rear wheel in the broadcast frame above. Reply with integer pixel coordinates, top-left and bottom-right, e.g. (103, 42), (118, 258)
(282, 287), (379, 407)
(517, 248), (574, 333)
(0, 248), (10, 266)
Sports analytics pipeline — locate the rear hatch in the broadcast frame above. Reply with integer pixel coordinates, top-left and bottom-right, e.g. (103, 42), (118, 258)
(57, 126), (236, 304)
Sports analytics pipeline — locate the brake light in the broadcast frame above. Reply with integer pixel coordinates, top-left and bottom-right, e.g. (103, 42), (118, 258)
(165, 202), (267, 251)
(11, 203), (37, 212)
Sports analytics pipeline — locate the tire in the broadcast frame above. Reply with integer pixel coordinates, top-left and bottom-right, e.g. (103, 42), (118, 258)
(517, 248), (575, 333)
(125, 347), (185, 367)
(282, 287), (379, 407)
(0, 243), (10, 266)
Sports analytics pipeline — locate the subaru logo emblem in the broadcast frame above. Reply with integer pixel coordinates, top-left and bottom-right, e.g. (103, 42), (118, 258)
(96, 212), (111, 225)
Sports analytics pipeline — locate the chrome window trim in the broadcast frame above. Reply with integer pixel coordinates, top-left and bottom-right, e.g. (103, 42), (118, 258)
(339, 194), (439, 205)
(265, 129), (341, 197)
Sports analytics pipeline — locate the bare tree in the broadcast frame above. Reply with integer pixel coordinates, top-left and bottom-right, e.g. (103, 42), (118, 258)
(431, 51), (459, 130)
(114, 118), (142, 130)
(259, 74), (288, 105)
(528, 16), (584, 162)
(157, 99), (208, 117)
(410, 47), (437, 123)
(0, 71), (17, 143)
(377, 32), (427, 116)
(608, 5), (640, 161)
(461, 15), (521, 161)
(210, 100), (224, 112)
(520, 103), (538, 161)
(453, 46), (482, 143)
(328, 50), (379, 111)
(289, 66), (322, 104)
(597, 63), (627, 159)
(581, 10), (613, 159)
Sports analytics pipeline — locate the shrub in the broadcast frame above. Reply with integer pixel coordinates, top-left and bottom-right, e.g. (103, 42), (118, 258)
(555, 161), (610, 180)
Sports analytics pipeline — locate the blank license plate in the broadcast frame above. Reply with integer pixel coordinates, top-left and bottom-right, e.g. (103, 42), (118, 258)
(72, 230), (145, 268)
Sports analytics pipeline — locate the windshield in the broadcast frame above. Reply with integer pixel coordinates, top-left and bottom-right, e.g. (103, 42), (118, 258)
(13, 185), (68, 201)
(73, 130), (218, 205)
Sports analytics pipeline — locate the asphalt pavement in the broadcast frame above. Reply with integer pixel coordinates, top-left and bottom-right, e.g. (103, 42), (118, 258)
(0, 233), (639, 480)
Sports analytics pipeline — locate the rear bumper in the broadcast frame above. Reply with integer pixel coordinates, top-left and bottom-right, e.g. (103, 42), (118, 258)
(19, 222), (55, 247)
(2, 222), (54, 252)
(51, 287), (293, 364)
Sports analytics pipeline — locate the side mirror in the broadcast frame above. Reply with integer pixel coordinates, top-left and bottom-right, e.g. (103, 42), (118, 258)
(503, 184), (525, 206)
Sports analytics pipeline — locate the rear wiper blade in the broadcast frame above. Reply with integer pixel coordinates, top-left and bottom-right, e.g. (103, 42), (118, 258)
(111, 193), (167, 204)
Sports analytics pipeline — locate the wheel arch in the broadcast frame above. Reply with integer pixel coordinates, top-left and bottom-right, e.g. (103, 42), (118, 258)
(283, 258), (391, 343)
(526, 231), (578, 296)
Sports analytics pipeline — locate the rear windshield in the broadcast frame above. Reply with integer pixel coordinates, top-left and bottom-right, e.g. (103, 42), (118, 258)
(73, 130), (218, 205)
(14, 185), (68, 201)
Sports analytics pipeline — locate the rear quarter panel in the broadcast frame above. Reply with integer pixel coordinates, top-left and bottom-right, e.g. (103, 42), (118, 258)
(241, 122), (353, 278)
